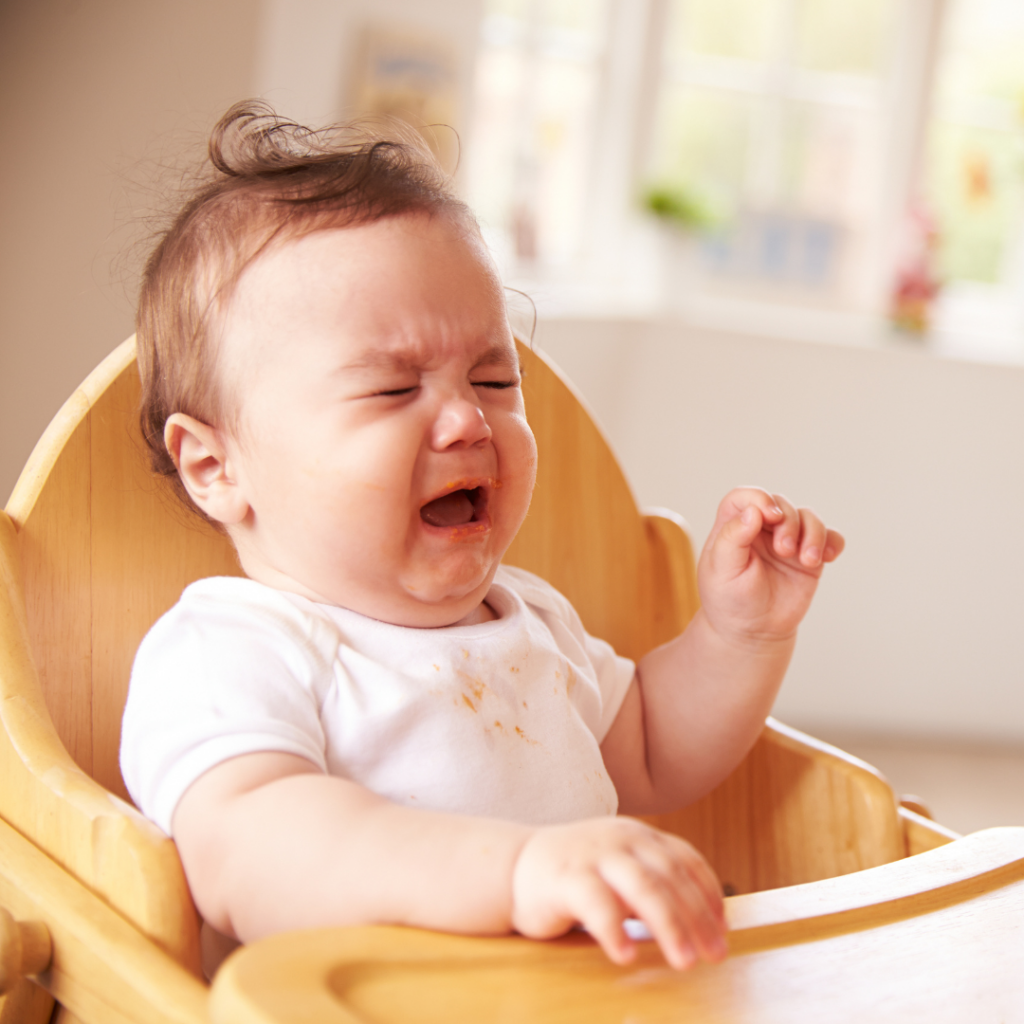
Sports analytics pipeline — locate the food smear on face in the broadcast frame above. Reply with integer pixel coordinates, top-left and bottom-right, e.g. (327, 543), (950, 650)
(447, 521), (488, 540)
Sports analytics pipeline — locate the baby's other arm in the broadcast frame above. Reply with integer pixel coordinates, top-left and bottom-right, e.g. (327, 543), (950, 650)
(602, 488), (844, 814)
(173, 751), (726, 968)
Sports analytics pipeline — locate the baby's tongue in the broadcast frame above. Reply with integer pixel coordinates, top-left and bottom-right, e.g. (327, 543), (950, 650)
(421, 489), (475, 527)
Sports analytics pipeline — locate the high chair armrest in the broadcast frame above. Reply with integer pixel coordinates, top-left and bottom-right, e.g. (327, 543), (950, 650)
(0, 816), (209, 1024)
(900, 806), (960, 856)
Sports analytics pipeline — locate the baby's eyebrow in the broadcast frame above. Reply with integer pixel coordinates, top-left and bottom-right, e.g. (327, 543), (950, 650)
(338, 350), (417, 374)
(338, 342), (518, 374)
(470, 343), (520, 372)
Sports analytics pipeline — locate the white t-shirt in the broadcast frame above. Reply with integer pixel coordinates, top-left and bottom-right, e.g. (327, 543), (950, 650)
(120, 565), (636, 835)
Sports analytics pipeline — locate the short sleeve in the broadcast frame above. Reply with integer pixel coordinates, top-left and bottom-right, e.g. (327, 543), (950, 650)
(120, 578), (339, 835)
(494, 566), (636, 742)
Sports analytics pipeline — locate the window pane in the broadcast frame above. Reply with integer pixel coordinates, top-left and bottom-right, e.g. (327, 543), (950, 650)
(781, 102), (878, 221)
(929, 122), (1024, 283)
(927, 0), (1024, 283)
(467, 0), (610, 264)
(539, 0), (607, 36)
(532, 56), (601, 260)
(467, 47), (525, 228)
(649, 87), (753, 208)
(486, 0), (531, 21)
(793, 0), (891, 77)
(665, 0), (776, 63)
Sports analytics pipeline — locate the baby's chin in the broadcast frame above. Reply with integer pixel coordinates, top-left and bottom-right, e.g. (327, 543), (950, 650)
(388, 566), (501, 627)
(235, 539), (501, 621)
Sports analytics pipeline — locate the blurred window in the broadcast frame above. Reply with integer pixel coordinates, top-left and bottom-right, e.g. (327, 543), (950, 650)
(467, 0), (1024, 359)
(650, 0), (894, 305)
(919, 0), (1024, 358)
(926, 0), (1024, 285)
(466, 0), (611, 265)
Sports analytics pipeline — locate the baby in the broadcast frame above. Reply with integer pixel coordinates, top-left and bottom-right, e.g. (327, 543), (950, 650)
(120, 104), (844, 972)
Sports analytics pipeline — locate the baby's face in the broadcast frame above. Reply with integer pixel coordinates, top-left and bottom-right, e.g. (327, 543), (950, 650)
(214, 213), (537, 627)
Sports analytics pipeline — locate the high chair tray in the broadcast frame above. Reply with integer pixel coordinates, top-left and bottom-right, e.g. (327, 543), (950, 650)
(209, 826), (1024, 1024)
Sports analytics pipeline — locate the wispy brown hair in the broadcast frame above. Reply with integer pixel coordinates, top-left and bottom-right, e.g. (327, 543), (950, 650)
(137, 101), (471, 513)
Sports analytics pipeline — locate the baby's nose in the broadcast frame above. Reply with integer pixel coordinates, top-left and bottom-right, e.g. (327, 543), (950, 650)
(431, 397), (492, 451)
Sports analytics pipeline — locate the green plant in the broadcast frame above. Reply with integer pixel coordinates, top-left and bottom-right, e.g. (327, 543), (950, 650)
(642, 183), (721, 232)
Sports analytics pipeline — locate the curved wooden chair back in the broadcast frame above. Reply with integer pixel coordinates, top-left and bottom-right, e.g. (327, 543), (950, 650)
(1, 336), (917, 1005)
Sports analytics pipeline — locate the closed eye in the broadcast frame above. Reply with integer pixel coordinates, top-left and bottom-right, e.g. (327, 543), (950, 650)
(473, 378), (519, 390)
(373, 386), (418, 397)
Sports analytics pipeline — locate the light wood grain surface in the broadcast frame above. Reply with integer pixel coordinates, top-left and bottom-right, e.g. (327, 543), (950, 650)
(209, 827), (1024, 1024)
(6, 338), (242, 801)
(0, 509), (202, 974)
(0, 818), (208, 1024)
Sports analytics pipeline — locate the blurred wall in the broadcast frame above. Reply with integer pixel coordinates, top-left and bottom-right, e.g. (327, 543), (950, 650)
(537, 317), (1024, 745)
(0, 0), (261, 504)
(255, 0), (483, 158)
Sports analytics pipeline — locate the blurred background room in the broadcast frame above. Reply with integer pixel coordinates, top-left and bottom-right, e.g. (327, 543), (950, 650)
(3, 0), (1024, 835)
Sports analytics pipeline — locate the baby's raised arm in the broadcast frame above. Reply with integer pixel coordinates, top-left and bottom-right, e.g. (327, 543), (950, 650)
(602, 488), (844, 815)
(172, 751), (727, 968)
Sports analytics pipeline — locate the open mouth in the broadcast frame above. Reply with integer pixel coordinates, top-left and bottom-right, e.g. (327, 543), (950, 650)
(420, 483), (490, 530)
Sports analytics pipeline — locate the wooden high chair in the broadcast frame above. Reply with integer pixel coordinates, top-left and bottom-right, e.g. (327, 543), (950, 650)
(0, 337), (959, 1024)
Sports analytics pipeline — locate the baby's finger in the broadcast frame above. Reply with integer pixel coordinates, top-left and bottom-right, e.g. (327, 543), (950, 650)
(632, 841), (728, 962)
(675, 844), (727, 927)
(714, 487), (785, 532)
(767, 494), (802, 560)
(706, 504), (765, 578)
(823, 527), (845, 562)
(569, 872), (638, 966)
(597, 853), (698, 970)
(669, 861), (729, 963)
(796, 507), (828, 568)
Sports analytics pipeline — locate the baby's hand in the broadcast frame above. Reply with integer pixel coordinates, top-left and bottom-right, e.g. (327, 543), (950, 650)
(698, 488), (844, 644)
(511, 817), (727, 969)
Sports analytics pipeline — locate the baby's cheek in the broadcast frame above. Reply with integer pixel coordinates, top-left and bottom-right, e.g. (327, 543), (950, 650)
(504, 421), (538, 503)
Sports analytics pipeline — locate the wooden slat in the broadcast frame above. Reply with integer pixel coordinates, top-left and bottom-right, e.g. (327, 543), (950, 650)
(13, 393), (94, 776)
(0, 511), (201, 972)
(7, 337), (242, 802)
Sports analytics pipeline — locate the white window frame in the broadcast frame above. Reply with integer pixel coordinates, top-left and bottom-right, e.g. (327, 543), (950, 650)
(478, 0), (1024, 364)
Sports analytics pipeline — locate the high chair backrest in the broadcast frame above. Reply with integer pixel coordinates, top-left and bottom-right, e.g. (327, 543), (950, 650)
(1, 337), (911, 974)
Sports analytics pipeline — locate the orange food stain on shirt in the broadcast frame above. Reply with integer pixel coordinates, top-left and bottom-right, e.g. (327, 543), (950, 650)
(457, 671), (488, 704)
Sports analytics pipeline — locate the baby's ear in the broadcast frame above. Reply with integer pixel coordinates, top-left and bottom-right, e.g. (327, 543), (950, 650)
(164, 413), (250, 525)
